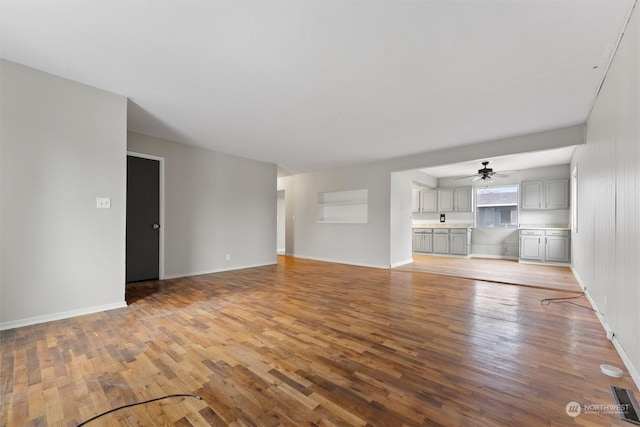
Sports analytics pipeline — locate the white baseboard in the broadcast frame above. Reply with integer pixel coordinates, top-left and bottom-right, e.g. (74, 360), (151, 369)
(390, 258), (414, 268)
(611, 335), (640, 392)
(469, 254), (519, 260)
(291, 254), (389, 269)
(518, 259), (570, 267)
(0, 301), (127, 331)
(415, 252), (470, 259)
(163, 261), (278, 280)
(575, 268), (640, 392)
(570, 266), (587, 291)
(1, 261), (277, 330)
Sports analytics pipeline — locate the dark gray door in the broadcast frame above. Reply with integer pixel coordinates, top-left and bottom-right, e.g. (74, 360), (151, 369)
(126, 156), (160, 282)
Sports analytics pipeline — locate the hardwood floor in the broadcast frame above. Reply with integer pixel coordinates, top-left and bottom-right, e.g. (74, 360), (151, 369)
(1, 256), (636, 426)
(397, 255), (582, 293)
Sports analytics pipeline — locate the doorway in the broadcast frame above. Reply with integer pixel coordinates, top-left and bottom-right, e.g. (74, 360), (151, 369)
(126, 153), (164, 282)
(277, 189), (285, 254)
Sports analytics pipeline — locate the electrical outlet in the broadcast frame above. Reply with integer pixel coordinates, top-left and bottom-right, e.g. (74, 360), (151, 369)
(225, 254), (231, 261)
(96, 197), (111, 209)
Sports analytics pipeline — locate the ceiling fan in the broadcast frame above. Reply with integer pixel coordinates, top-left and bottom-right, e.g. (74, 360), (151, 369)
(456, 161), (511, 183)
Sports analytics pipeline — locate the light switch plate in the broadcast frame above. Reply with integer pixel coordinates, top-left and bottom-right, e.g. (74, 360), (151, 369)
(96, 197), (111, 209)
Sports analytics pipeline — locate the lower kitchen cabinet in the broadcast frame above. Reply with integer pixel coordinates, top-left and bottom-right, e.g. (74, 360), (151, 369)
(414, 228), (471, 256)
(545, 231), (570, 262)
(520, 230), (544, 261)
(433, 231), (450, 254)
(413, 229), (433, 253)
(450, 229), (471, 255)
(519, 229), (570, 264)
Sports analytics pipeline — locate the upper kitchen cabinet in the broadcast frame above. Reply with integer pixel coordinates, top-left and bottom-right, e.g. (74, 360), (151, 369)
(437, 187), (472, 212)
(437, 188), (453, 212)
(454, 187), (472, 212)
(521, 181), (543, 209)
(521, 179), (568, 210)
(412, 189), (421, 213)
(420, 189), (438, 212)
(545, 179), (569, 209)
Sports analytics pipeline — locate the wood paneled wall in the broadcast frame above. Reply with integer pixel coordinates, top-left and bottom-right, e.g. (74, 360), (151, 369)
(571, 4), (640, 389)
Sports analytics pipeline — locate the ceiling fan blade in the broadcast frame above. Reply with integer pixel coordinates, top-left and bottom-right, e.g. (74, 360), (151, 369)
(493, 173), (510, 178)
(471, 176), (484, 182)
(455, 175), (480, 180)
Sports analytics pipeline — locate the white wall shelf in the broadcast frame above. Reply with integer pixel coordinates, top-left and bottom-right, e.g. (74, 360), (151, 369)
(317, 189), (368, 223)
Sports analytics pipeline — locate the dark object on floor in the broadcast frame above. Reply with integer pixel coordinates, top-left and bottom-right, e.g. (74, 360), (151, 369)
(76, 393), (202, 426)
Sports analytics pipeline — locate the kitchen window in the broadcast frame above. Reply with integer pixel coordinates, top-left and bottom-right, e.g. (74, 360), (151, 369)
(475, 185), (518, 227)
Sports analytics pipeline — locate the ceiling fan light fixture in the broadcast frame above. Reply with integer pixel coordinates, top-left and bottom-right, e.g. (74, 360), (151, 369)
(480, 175), (494, 184)
(456, 161), (510, 184)
(478, 161), (493, 175)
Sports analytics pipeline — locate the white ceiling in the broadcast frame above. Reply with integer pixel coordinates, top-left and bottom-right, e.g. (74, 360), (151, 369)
(420, 145), (577, 178)
(0, 1), (634, 174)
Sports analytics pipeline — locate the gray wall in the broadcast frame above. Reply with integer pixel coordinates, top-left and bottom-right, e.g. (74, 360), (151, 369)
(281, 125), (583, 268)
(128, 132), (277, 278)
(1, 60), (128, 329)
(571, 4), (639, 388)
(278, 162), (392, 268)
(390, 170), (437, 267)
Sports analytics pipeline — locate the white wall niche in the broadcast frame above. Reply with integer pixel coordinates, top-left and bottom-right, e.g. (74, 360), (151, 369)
(317, 189), (368, 224)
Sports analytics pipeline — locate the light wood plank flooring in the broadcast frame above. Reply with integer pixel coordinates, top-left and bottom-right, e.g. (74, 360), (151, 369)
(397, 255), (582, 293)
(1, 256), (636, 426)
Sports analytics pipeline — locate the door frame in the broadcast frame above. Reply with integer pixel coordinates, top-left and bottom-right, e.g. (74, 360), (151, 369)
(276, 189), (286, 254)
(127, 151), (165, 280)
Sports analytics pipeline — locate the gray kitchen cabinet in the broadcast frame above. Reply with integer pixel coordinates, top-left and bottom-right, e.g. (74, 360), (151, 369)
(546, 180), (569, 209)
(437, 189), (454, 212)
(415, 228), (472, 256)
(454, 187), (473, 212)
(413, 229), (433, 253)
(420, 189), (438, 212)
(422, 233), (433, 252)
(450, 228), (471, 255)
(521, 179), (568, 210)
(521, 181), (544, 210)
(519, 230), (544, 261)
(433, 230), (450, 254)
(412, 189), (421, 213)
(437, 187), (471, 212)
(519, 229), (570, 263)
(545, 230), (570, 262)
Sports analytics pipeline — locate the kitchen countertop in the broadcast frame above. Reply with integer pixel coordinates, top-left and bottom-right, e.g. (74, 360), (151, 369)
(518, 224), (571, 230)
(412, 224), (571, 230)
(412, 224), (473, 229)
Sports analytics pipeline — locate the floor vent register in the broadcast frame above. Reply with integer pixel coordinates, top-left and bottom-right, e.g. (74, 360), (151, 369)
(611, 386), (640, 425)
